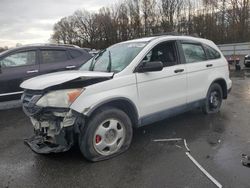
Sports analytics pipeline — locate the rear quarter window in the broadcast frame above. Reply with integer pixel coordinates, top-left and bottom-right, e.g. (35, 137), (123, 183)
(69, 49), (83, 59)
(203, 44), (221, 59)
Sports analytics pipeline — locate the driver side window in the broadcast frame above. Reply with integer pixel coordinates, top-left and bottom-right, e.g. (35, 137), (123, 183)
(143, 41), (177, 67)
(0, 51), (36, 68)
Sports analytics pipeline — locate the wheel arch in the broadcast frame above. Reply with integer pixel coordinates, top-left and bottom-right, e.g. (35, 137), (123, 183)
(210, 78), (228, 99)
(86, 97), (140, 128)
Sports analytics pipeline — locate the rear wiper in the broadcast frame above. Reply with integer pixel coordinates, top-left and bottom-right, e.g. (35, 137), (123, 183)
(107, 51), (112, 72)
(89, 49), (107, 71)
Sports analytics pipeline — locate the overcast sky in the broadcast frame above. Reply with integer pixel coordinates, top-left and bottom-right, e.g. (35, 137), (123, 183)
(0, 0), (113, 47)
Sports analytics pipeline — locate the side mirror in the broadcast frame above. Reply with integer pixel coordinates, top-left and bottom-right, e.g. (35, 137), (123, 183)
(136, 61), (164, 73)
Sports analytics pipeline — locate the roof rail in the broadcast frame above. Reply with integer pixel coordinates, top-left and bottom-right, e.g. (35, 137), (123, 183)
(148, 32), (200, 38)
(22, 43), (80, 48)
(150, 32), (182, 37)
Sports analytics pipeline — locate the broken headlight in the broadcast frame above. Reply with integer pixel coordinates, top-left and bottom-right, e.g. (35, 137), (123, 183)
(36, 88), (84, 108)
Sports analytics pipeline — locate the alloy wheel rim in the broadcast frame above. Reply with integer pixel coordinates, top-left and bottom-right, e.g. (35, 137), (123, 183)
(93, 119), (125, 156)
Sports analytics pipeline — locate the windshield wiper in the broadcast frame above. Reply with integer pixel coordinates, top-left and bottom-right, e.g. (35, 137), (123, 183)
(89, 49), (106, 71)
(107, 51), (112, 72)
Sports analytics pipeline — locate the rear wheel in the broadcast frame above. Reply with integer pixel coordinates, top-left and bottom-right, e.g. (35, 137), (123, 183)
(203, 83), (223, 114)
(79, 107), (133, 161)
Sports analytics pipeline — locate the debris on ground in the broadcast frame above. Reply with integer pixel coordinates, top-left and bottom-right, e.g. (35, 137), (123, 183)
(186, 152), (222, 188)
(241, 154), (250, 167)
(207, 132), (222, 146)
(175, 144), (182, 149)
(153, 138), (182, 142)
(153, 137), (223, 188)
(184, 139), (190, 152)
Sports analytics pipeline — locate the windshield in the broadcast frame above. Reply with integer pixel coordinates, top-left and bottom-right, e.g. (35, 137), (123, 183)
(80, 42), (147, 73)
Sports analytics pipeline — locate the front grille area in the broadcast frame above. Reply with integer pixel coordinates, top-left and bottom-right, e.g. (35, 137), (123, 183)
(22, 90), (43, 116)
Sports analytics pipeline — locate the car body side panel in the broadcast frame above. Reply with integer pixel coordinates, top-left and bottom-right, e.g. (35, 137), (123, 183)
(185, 61), (210, 103)
(136, 64), (187, 117)
(70, 74), (140, 116)
(207, 65), (232, 90)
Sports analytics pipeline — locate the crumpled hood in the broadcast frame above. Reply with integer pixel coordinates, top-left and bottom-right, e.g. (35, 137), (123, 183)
(20, 70), (113, 90)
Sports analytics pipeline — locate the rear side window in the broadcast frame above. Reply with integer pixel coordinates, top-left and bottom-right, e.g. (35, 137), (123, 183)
(203, 45), (221, 59)
(41, 50), (69, 64)
(69, 49), (83, 59)
(181, 43), (206, 63)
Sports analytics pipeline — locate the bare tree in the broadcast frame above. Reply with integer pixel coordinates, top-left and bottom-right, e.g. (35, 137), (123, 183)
(51, 0), (250, 48)
(160, 0), (184, 32)
(141, 0), (157, 35)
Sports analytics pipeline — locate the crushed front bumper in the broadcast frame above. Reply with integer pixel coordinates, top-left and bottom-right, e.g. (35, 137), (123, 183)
(24, 133), (72, 154)
(24, 110), (81, 154)
(22, 90), (85, 154)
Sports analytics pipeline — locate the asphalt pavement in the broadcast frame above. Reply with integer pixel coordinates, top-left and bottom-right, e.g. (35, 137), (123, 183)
(0, 70), (250, 188)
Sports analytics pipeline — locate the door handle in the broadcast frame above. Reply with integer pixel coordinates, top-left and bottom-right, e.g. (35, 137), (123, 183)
(174, 69), (184, 73)
(206, 64), (213, 67)
(66, 65), (76, 69)
(27, 70), (38, 74)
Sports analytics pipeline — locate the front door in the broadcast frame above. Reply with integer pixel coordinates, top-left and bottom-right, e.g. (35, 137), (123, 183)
(135, 41), (187, 123)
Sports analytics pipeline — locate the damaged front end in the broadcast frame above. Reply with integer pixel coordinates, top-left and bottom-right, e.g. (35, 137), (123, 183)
(22, 90), (84, 154)
(20, 71), (113, 154)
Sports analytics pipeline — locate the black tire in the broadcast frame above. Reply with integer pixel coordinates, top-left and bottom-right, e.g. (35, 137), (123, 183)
(245, 64), (250, 68)
(79, 107), (133, 162)
(202, 83), (223, 114)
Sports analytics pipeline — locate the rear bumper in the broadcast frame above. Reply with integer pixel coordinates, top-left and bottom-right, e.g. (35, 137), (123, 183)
(226, 79), (232, 97)
(227, 79), (232, 90)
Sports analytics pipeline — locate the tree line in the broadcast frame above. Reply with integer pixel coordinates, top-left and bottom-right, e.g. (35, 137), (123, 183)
(51, 0), (250, 49)
(0, 46), (8, 53)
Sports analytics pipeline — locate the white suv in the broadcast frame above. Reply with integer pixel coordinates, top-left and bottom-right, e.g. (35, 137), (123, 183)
(21, 35), (232, 161)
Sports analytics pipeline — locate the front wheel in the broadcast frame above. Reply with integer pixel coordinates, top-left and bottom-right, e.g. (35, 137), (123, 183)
(79, 107), (133, 162)
(203, 83), (223, 114)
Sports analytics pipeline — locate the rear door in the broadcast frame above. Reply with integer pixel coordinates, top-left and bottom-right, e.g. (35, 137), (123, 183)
(0, 49), (39, 100)
(180, 41), (210, 103)
(38, 48), (75, 74)
(136, 40), (187, 121)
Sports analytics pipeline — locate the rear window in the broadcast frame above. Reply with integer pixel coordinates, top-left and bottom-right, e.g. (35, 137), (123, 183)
(41, 50), (69, 64)
(181, 43), (206, 63)
(69, 49), (83, 59)
(203, 45), (221, 59)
